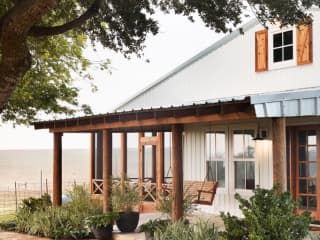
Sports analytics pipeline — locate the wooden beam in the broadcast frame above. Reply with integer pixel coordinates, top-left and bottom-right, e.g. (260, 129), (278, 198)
(152, 132), (157, 183)
(102, 129), (112, 213)
(272, 118), (287, 192)
(90, 132), (95, 194)
(53, 132), (62, 207)
(138, 132), (145, 197)
(156, 132), (165, 201)
(49, 112), (255, 133)
(171, 125), (183, 221)
(120, 132), (127, 185)
(140, 136), (160, 145)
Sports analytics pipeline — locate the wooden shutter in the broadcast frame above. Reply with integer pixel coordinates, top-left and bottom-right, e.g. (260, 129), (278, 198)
(255, 30), (268, 72)
(297, 24), (313, 65)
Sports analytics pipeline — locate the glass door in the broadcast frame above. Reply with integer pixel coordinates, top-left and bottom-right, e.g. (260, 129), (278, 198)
(297, 130), (318, 211)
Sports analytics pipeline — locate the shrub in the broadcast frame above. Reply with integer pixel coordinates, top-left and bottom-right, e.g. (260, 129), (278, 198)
(156, 190), (195, 218)
(139, 219), (171, 238)
(154, 220), (219, 240)
(16, 185), (102, 239)
(86, 213), (119, 229)
(220, 186), (311, 240)
(111, 180), (141, 213)
(0, 215), (17, 231)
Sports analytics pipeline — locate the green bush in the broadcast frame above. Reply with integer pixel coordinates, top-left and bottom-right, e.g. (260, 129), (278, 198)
(16, 185), (102, 239)
(86, 213), (119, 229)
(139, 219), (171, 238)
(220, 186), (311, 240)
(156, 190), (195, 218)
(111, 180), (141, 213)
(154, 220), (219, 240)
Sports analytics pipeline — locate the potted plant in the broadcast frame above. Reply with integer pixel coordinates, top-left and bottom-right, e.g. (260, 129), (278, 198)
(112, 180), (142, 232)
(86, 213), (119, 240)
(139, 219), (171, 240)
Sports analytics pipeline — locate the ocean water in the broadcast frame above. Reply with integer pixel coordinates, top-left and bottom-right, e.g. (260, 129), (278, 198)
(0, 148), (172, 190)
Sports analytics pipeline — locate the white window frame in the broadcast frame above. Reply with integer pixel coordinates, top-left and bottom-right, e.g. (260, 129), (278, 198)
(205, 126), (228, 191)
(268, 25), (297, 70)
(229, 125), (258, 195)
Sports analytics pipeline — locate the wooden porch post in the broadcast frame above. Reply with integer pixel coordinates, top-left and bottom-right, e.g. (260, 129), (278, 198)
(90, 132), (95, 194)
(53, 132), (62, 207)
(152, 132), (157, 183)
(156, 132), (165, 196)
(138, 132), (145, 197)
(102, 129), (112, 213)
(120, 132), (127, 186)
(272, 117), (287, 191)
(171, 125), (183, 222)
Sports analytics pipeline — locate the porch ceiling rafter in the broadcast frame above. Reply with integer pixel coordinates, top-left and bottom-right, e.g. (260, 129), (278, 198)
(33, 98), (255, 133)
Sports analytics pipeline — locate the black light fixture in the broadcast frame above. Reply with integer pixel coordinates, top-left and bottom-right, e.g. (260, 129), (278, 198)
(253, 124), (266, 141)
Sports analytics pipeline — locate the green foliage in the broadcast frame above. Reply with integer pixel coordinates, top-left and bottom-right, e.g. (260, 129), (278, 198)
(154, 220), (219, 240)
(157, 189), (195, 218)
(16, 185), (102, 239)
(1, 1), (319, 124)
(86, 213), (119, 229)
(220, 186), (311, 240)
(0, 215), (17, 231)
(139, 219), (171, 237)
(111, 180), (142, 213)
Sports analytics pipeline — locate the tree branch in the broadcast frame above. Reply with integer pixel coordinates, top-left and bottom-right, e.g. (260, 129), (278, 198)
(29, 0), (103, 37)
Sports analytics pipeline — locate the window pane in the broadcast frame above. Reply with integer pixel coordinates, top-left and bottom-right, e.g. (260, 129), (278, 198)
(217, 161), (225, 188)
(216, 132), (225, 159)
(235, 162), (246, 189)
(284, 46), (293, 60)
(206, 161), (217, 181)
(308, 146), (317, 161)
(283, 30), (293, 45)
(300, 196), (308, 209)
(206, 134), (211, 160)
(309, 196), (317, 210)
(309, 162), (317, 178)
(273, 48), (282, 62)
(244, 130), (255, 158)
(308, 179), (317, 194)
(233, 132), (244, 158)
(246, 162), (255, 190)
(299, 131), (307, 145)
(299, 147), (306, 161)
(299, 179), (307, 193)
(273, 33), (282, 48)
(299, 163), (307, 177)
(308, 131), (316, 145)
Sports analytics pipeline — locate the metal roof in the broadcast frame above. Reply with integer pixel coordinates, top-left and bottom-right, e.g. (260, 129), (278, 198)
(251, 88), (320, 118)
(115, 19), (259, 111)
(33, 97), (252, 131)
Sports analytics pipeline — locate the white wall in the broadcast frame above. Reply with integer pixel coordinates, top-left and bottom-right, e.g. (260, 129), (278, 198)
(118, 10), (320, 111)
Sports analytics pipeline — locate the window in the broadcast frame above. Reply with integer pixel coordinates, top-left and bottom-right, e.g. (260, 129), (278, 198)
(297, 130), (318, 210)
(233, 130), (256, 190)
(273, 30), (294, 63)
(268, 27), (296, 70)
(206, 131), (226, 187)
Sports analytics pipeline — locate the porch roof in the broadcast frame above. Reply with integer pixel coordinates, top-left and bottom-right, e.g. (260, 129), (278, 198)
(33, 97), (255, 133)
(251, 87), (320, 118)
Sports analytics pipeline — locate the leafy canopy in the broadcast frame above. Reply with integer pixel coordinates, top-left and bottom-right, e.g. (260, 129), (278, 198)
(0, 0), (319, 124)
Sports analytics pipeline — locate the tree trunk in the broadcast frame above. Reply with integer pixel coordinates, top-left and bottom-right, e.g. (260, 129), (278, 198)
(0, 0), (56, 111)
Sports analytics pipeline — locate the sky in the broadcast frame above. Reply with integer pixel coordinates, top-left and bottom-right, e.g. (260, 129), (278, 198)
(0, 11), (229, 150)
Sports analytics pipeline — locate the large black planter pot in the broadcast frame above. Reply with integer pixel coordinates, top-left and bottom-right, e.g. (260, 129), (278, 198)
(116, 211), (140, 232)
(91, 224), (113, 240)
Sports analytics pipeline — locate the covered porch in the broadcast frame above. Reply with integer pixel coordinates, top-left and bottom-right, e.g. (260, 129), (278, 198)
(33, 97), (290, 221)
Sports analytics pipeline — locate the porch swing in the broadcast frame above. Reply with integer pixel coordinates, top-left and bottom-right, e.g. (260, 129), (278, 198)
(163, 135), (218, 206)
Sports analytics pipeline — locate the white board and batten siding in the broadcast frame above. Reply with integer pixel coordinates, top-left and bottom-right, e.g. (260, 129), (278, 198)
(183, 121), (273, 216)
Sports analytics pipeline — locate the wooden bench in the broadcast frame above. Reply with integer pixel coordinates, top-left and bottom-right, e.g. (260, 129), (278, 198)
(163, 180), (218, 206)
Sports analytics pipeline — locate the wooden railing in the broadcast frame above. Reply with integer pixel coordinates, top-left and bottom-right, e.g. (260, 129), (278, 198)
(92, 178), (172, 201)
